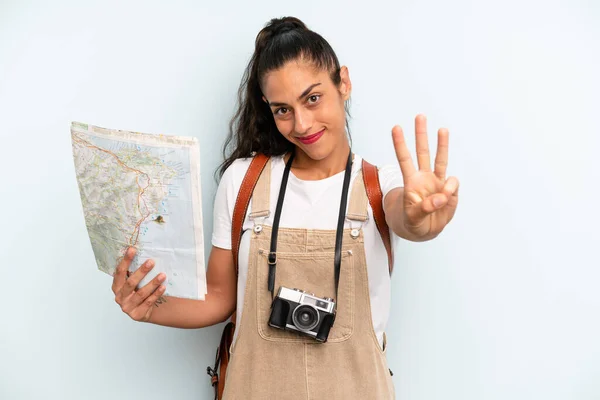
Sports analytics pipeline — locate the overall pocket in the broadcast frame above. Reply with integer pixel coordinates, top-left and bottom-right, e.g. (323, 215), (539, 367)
(255, 248), (355, 343)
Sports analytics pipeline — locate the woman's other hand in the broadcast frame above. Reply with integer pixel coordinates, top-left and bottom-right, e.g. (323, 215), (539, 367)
(111, 247), (167, 322)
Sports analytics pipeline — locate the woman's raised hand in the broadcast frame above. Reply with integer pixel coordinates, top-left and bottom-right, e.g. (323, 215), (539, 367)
(391, 114), (459, 239)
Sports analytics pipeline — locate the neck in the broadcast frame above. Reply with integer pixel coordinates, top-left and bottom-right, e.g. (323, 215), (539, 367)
(286, 138), (351, 180)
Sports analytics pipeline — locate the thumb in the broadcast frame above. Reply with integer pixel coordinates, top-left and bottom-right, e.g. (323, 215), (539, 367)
(405, 193), (448, 222)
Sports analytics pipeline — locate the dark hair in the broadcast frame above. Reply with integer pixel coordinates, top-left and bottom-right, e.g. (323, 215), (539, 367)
(217, 16), (351, 179)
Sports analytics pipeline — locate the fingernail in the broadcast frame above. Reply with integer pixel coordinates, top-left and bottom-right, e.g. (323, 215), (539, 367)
(433, 196), (444, 208)
(158, 273), (166, 282)
(146, 260), (155, 269)
(448, 180), (457, 193)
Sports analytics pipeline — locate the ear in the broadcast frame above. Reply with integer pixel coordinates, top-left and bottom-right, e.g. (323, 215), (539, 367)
(262, 95), (268, 104)
(339, 66), (352, 101)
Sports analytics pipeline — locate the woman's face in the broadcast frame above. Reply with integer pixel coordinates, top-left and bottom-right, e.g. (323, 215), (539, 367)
(261, 59), (351, 161)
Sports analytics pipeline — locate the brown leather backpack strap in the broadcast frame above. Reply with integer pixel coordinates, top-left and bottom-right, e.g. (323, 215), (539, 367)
(212, 153), (269, 400)
(362, 159), (394, 274)
(207, 320), (235, 400)
(231, 153), (270, 275)
(217, 321), (235, 399)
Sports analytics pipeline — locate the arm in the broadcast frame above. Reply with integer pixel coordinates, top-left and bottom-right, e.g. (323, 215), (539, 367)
(113, 245), (237, 329)
(147, 246), (237, 328)
(113, 160), (246, 328)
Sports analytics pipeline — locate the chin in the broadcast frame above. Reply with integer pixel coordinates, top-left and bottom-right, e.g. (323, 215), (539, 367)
(297, 144), (333, 161)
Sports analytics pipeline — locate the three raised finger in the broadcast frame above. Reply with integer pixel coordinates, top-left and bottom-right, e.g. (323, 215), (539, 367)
(434, 128), (449, 179)
(415, 114), (431, 172)
(392, 125), (416, 183)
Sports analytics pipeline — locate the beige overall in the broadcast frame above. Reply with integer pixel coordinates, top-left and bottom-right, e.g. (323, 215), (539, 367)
(222, 159), (395, 400)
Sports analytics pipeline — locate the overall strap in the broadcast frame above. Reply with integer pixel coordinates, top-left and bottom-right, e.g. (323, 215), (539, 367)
(346, 172), (369, 222)
(233, 155), (393, 275)
(361, 159), (394, 274)
(248, 158), (272, 220)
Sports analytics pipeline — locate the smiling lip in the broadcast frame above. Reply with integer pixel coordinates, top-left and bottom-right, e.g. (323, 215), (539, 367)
(297, 129), (325, 145)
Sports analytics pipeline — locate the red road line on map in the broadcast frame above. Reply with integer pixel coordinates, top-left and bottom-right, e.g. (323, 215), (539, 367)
(73, 135), (154, 248)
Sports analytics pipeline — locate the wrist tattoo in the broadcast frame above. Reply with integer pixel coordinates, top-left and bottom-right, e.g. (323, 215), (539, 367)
(154, 296), (167, 307)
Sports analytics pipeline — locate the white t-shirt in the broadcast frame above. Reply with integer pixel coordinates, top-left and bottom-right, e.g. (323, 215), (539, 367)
(211, 154), (403, 348)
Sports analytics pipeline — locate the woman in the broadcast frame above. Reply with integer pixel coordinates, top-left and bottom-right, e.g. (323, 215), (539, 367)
(111, 16), (459, 399)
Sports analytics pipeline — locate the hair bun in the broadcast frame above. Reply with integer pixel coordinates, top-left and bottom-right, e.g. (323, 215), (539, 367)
(268, 16), (307, 35)
(255, 17), (308, 51)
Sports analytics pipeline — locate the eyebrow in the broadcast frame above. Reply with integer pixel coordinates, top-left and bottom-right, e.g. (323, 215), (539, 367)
(267, 83), (322, 107)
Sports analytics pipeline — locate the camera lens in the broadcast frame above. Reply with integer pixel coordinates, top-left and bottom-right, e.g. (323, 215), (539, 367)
(292, 304), (319, 332)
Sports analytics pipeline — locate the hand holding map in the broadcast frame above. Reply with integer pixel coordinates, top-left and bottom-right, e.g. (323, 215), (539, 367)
(111, 247), (168, 322)
(71, 122), (207, 300)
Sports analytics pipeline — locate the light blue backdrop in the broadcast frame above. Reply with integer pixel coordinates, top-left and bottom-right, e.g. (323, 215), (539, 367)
(1, 1), (599, 399)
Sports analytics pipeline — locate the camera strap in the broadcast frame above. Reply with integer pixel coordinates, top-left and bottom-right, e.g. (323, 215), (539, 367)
(268, 148), (354, 301)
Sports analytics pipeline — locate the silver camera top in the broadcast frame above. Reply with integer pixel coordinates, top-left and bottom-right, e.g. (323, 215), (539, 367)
(277, 287), (335, 313)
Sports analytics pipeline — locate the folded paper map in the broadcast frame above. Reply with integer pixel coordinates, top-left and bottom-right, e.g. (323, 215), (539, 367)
(71, 121), (207, 300)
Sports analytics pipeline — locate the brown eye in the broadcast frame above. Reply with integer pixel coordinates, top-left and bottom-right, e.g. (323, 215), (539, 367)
(308, 95), (320, 104)
(275, 107), (288, 115)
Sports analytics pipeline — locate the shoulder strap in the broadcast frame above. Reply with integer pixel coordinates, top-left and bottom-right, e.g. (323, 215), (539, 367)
(361, 159), (394, 274)
(211, 154), (269, 400)
(231, 155), (393, 274)
(231, 153), (270, 276)
(232, 155), (393, 274)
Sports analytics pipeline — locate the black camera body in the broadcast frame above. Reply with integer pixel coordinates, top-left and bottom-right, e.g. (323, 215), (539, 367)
(268, 286), (336, 342)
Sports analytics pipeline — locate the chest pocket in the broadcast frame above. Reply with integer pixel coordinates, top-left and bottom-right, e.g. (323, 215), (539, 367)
(255, 246), (355, 343)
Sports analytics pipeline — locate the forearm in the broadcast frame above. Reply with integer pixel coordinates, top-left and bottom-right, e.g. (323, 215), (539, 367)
(146, 286), (235, 329)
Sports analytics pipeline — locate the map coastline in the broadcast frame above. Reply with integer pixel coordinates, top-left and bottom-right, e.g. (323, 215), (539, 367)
(71, 121), (207, 300)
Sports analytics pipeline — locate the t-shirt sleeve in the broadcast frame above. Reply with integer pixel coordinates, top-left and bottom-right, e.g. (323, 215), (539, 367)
(377, 163), (403, 245)
(211, 163), (237, 250)
(377, 163), (403, 198)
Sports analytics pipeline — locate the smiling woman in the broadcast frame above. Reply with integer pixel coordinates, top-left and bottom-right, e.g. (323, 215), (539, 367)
(110, 15), (459, 400)
(218, 16), (352, 179)
(260, 60), (351, 166)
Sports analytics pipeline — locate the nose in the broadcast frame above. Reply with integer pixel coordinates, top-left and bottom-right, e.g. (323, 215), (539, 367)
(293, 108), (313, 136)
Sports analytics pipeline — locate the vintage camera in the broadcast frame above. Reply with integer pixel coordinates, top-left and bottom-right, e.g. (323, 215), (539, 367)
(268, 286), (336, 342)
